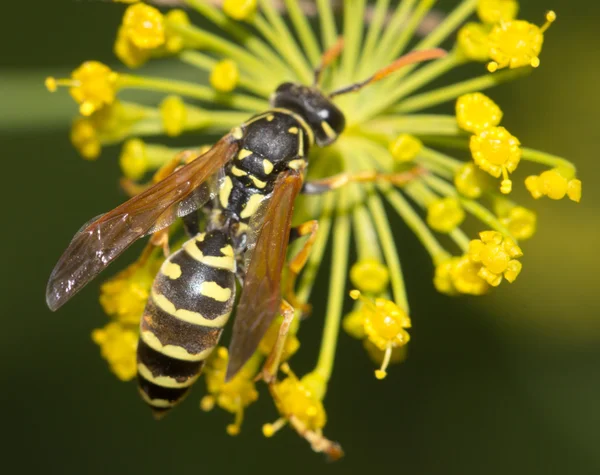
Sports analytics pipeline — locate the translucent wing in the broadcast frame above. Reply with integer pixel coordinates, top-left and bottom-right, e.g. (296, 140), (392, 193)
(46, 135), (239, 311)
(226, 170), (304, 380)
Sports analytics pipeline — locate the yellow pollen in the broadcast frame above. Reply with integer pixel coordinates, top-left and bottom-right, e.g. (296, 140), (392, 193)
(525, 169), (582, 202)
(457, 23), (491, 62)
(477, 0), (519, 24)
(470, 127), (521, 190)
(456, 92), (503, 133)
(210, 59), (240, 93)
(427, 197), (466, 233)
(468, 231), (523, 286)
(349, 258), (390, 294)
(389, 134), (422, 162)
(487, 12), (556, 72)
(67, 61), (119, 116)
(122, 3), (166, 50)
(160, 95), (188, 137)
(223, 0), (257, 21)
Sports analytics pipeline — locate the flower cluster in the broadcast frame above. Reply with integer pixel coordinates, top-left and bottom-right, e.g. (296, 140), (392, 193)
(48, 0), (581, 458)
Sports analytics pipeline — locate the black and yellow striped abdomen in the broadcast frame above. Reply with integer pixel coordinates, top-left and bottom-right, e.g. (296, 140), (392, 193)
(137, 230), (236, 416)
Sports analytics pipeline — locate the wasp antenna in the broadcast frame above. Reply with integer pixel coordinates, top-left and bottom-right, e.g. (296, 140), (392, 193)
(313, 37), (345, 86)
(329, 48), (447, 98)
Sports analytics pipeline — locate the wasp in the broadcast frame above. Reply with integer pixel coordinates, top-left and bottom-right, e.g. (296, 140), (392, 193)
(46, 43), (445, 437)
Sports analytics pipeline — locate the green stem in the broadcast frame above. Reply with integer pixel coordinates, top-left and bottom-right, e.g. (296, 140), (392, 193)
(316, 0), (338, 48)
(284, 0), (322, 66)
(341, 0), (366, 83)
(359, 114), (462, 138)
(178, 51), (272, 97)
(119, 74), (268, 111)
(256, 0), (313, 83)
(393, 68), (531, 113)
(374, 0), (416, 69)
(386, 182), (450, 265)
(183, 0), (292, 77)
(356, 52), (465, 123)
(416, 0), (478, 50)
(522, 148), (577, 177)
(315, 189), (350, 383)
(357, 0), (391, 78)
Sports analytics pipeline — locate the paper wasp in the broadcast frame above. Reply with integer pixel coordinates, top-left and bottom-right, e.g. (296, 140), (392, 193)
(46, 42), (445, 442)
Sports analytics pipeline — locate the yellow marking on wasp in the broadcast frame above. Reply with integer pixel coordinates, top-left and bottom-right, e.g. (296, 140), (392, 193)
(137, 363), (199, 389)
(231, 127), (243, 140)
(200, 281), (232, 302)
(141, 329), (217, 362)
(183, 240), (236, 271)
(270, 108), (314, 146)
(298, 128), (304, 156)
(250, 175), (267, 189)
(220, 245), (234, 257)
(152, 291), (232, 327)
(240, 193), (265, 219)
(196, 233), (205, 242)
(321, 120), (337, 139)
(288, 126), (299, 134)
(237, 149), (253, 160)
(231, 166), (247, 177)
(288, 159), (306, 171)
(219, 176), (233, 208)
(162, 262), (181, 280)
(138, 389), (175, 408)
(263, 159), (274, 174)
(266, 114), (275, 121)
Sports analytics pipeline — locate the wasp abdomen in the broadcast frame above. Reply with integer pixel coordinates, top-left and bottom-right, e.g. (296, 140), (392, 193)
(137, 230), (236, 416)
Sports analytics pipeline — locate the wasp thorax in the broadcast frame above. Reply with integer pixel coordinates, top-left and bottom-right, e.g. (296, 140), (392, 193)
(271, 83), (345, 147)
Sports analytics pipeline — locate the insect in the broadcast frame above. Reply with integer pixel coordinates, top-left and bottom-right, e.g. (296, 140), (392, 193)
(46, 43), (445, 420)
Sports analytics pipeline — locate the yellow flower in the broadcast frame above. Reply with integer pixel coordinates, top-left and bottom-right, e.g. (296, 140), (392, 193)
(434, 258), (458, 295)
(427, 197), (466, 233)
(342, 310), (367, 339)
(456, 92), (503, 133)
(454, 162), (492, 199)
(264, 366), (326, 435)
(470, 126), (521, 194)
(201, 347), (259, 436)
(388, 134), (422, 163)
(450, 255), (490, 295)
(456, 22), (491, 62)
(122, 3), (166, 50)
(70, 117), (101, 160)
(160, 95), (188, 137)
(164, 10), (192, 54)
(210, 59), (240, 93)
(487, 11), (556, 72)
(46, 61), (119, 117)
(468, 231), (523, 286)
(349, 291), (410, 379)
(92, 322), (138, 381)
(114, 24), (151, 69)
(477, 0), (519, 24)
(349, 258), (390, 294)
(120, 139), (149, 180)
(223, 0), (257, 21)
(525, 169), (582, 202)
(494, 200), (537, 240)
(99, 259), (158, 325)
(363, 339), (408, 368)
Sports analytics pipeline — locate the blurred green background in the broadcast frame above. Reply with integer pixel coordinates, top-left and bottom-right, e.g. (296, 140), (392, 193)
(2, 1), (599, 474)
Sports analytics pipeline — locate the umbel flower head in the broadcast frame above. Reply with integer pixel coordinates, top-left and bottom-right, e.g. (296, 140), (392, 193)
(47, 0), (581, 459)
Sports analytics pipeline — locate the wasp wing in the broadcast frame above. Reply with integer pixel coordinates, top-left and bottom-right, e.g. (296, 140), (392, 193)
(46, 136), (239, 312)
(226, 170), (303, 380)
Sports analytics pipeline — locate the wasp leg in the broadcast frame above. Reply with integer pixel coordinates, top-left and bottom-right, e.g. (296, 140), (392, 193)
(286, 220), (319, 315)
(302, 166), (425, 194)
(257, 299), (295, 385)
(149, 227), (170, 257)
